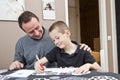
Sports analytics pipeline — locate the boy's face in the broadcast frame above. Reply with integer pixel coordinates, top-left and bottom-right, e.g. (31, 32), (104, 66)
(49, 28), (70, 49)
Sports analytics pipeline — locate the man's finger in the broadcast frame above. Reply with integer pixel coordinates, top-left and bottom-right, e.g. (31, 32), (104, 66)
(80, 44), (86, 49)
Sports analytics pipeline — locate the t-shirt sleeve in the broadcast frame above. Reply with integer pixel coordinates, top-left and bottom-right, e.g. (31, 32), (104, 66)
(14, 39), (25, 64)
(45, 47), (58, 63)
(84, 51), (96, 64)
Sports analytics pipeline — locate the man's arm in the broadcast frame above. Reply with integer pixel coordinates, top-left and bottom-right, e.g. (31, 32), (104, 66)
(9, 61), (24, 70)
(9, 40), (25, 70)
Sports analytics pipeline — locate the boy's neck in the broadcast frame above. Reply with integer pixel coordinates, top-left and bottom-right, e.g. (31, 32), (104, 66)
(64, 41), (77, 55)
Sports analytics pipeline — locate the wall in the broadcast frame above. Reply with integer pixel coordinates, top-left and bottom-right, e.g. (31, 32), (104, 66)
(68, 0), (80, 43)
(0, 0), (66, 69)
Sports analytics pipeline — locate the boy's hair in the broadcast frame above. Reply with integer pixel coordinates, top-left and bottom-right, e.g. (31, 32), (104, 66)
(49, 21), (69, 34)
(18, 11), (39, 31)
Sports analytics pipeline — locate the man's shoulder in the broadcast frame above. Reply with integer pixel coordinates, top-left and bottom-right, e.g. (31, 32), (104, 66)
(16, 35), (30, 44)
(18, 35), (29, 41)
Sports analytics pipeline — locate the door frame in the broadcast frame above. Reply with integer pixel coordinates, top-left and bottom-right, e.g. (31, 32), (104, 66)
(99, 0), (118, 73)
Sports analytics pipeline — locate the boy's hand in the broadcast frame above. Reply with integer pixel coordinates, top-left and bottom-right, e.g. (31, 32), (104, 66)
(80, 43), (92, 52)
(39, 64), (44, 71)
(74, 63), (91, 74)
(34, 61), (45, 74)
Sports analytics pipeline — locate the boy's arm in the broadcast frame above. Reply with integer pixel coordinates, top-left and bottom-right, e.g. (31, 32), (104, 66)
(34, 57), (48, 74)
(38, 57), (48, 64)
(90, 62), (101, 70)
(74, 62), (101, 74)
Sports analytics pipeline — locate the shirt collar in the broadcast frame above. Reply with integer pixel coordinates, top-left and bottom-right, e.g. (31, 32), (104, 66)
(60, 41), (80, 54)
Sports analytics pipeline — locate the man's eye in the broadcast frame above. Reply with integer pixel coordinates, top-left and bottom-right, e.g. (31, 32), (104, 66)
(29, 31), (34, 34)
(55, 36), (59, 39)
(36, 27), (39, 30)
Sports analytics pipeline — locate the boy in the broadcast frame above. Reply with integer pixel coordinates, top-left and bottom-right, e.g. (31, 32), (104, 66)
(34, 21), (101, 74)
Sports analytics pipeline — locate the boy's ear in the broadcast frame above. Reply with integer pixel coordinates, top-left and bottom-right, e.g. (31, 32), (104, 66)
(65, 29), (71, 36)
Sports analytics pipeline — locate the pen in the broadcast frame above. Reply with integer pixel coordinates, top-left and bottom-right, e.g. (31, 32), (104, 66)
(36, 54), (44, 71)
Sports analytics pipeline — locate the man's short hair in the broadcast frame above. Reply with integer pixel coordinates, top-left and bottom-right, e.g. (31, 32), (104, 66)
(18, 11), (39, 31)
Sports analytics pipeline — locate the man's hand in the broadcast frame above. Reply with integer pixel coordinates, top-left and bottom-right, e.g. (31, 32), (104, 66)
(74, 63), (91, 74)
(9, 61), (24, 70)
(80, 43), (92, 52)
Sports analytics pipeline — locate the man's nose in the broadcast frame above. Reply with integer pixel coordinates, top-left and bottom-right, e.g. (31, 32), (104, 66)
(34, 30), (39, 35)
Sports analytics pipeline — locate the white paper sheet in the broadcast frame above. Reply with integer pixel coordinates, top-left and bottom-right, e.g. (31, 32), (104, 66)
(7, 69), (35, 78)
(36, 68), (75, 75)
(0, 69), (8, 74)
(36, 68), (91, 75)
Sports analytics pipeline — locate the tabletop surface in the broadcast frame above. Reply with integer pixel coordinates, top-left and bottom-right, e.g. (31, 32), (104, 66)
(0, 68), (120, 80)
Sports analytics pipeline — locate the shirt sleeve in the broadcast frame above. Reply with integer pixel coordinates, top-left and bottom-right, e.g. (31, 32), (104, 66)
(84, 51), (96, 64)
(45, 47), (59, 63)
(14, 39), (25, 64)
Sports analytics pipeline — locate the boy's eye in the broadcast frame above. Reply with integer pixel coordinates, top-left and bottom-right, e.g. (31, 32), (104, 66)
(52, 39), (55, 42)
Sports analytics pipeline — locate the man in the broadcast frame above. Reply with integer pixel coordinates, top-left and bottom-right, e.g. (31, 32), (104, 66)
(9, 11), (91, 70)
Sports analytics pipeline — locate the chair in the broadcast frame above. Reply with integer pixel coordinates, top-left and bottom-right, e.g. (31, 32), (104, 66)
(91, 51), (100, 64)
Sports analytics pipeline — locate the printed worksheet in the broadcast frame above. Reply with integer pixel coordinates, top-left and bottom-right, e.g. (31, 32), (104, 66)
(36, 68), (91, 75)
(36, 68), (75, 75)
(7, 69), (35, 78)
(0, 69), (8, 74)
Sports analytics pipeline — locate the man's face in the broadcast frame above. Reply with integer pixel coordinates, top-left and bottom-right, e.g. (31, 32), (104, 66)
(22, 17), (43, 40)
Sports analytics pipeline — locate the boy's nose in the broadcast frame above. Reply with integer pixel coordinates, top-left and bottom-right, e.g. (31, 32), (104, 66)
(55, 40), (58, 45)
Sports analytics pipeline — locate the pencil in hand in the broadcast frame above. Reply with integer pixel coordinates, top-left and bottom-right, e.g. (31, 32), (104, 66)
(36, 54), (45, 71)
(39, 64), (44, 71)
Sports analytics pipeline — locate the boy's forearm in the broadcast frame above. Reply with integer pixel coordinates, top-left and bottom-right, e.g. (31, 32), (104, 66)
(39, 57), (48, 64)
(90, 62), (101, 70)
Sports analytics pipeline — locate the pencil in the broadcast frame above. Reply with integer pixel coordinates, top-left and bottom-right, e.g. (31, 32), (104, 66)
(35, 54), (44, 71)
